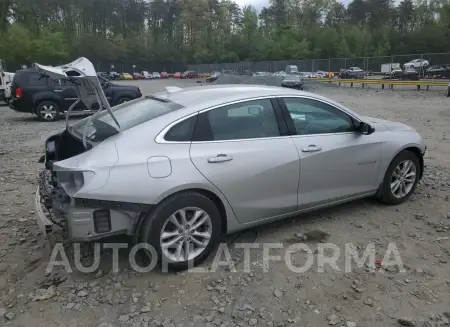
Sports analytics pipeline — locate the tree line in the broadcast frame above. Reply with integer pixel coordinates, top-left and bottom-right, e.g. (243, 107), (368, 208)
(0, 0), (449, 70)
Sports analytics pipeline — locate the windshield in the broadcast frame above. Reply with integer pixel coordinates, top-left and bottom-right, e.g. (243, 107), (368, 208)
(70, 97), (184, 142)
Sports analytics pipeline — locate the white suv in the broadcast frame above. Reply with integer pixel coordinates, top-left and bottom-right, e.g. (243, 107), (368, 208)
(403, 59), (429, 69)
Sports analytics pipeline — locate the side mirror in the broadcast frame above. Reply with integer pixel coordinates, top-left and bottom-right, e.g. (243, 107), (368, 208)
(101, 81), (109, 88)
(358, 122), (375, 135)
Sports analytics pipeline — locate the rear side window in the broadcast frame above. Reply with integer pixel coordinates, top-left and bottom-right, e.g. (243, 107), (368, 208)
(27, 73), (48, 86)
(164, 115), (198, 142)
(192, 99), (280, 141)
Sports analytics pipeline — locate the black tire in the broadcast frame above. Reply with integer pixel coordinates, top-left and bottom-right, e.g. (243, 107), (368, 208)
(139, 191), (222, 271)
(117, 97), (131, 105)
(378, 150), (420, 205)
(35, 101), (60, 122)
(447, 87), (450, 97)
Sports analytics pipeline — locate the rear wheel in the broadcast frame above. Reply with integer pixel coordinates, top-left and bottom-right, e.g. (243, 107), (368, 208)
(139, 192), (222, 271)
(35, 101), (60, 122)
(378, 150), (420, 205)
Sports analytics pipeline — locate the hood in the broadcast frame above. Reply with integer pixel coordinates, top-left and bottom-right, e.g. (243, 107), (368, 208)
(361, 116), (415, 131)
(33, 57), (120, 148)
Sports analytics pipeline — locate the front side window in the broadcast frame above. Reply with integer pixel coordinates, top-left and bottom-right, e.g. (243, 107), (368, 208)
(282, 97), (355, 135)
(193, 99), (280, 141)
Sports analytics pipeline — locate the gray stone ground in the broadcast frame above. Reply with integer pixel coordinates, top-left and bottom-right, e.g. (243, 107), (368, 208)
(0, 79), (449, 327)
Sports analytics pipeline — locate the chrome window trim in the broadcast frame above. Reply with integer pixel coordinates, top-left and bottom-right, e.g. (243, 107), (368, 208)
(154, 111), (199, 144)
(155, 94), (363, 144)
(155, 96), (279, 144)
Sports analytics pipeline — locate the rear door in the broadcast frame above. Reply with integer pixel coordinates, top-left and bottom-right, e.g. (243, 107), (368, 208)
(278, 96), (382, 209)
(189, 97), (300, 224)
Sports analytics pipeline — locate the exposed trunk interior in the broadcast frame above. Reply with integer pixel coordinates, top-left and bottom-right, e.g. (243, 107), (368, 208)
(43, 129), (89, 167)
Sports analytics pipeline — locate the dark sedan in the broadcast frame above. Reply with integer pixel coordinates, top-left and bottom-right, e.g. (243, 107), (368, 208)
(281, 73), (304, 90)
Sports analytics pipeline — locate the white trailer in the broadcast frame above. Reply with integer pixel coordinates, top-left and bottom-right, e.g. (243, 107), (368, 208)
(381, 63), (401, 75)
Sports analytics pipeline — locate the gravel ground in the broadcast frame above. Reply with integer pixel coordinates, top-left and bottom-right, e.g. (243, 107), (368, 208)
(0, 79), (450, 327)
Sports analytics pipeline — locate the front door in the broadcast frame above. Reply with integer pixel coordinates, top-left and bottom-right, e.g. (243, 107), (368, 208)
(278, 96), (383, 209)
(51, 79), (83, 112)
(189, 98), (300, 224)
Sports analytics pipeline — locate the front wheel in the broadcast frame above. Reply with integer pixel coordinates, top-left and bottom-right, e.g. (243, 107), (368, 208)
(139, 192), (222, 271)
(378, 151), (420, 205)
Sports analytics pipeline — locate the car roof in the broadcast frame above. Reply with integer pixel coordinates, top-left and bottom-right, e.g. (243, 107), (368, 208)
(153, 84), (350, 113)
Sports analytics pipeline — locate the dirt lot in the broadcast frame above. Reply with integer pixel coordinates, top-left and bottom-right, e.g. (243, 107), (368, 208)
(0, 79), (449, 327)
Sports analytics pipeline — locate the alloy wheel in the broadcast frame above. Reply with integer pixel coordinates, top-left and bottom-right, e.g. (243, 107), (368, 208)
(390, 159), (417, 198)
(160, 207), (212, 262)
(40, 105), (57, 121)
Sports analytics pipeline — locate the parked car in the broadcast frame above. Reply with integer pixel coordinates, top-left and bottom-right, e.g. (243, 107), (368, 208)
(402, 67), (420, 80)
(316, 71), (330, 78)
(141, 71), (152, 79)
(253, 72), (267, 76)
(403, 59), (429, 69)
(221, 70), (239, 75)
(301, 72), (314, 78)
(181, 71), (198, 79)
(97, 72), (113, 80)
(273, 71), (287, 78)
(111, 72), (121, 80)
(9, 68), (142, 121)
(120, 73), (133, 80)
(243, 70), (253, 76)
(35, 58), (425, 271)
(160, 72), (169, 79)
(425, 65), (450, 79)
(133, 72), (144, 80)
(339, 67), (365, 79)
(281, 73), (303, 90)
(173, 72), (182, 79)
(100, 71), (120, 80)
(206, 71), (221, 83)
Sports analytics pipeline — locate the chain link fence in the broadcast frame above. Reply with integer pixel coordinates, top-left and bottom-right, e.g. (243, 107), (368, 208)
(6, 52), (450, 75)
(5, 61), (188, 74)
(187, 52), (450, 74)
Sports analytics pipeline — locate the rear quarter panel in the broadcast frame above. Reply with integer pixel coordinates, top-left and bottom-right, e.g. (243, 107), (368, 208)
(73, 117), (240, 233)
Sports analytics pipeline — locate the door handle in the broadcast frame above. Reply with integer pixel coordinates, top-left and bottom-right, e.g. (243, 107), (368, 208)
(301, 145), (322, 152)
(53, 89), (63, 93)
(207, 154), (233, 163)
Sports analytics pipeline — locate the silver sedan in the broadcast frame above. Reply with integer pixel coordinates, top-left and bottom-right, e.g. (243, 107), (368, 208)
(37, 84), (425, 270)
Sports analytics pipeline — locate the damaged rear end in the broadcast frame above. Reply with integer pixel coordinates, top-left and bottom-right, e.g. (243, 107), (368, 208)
(34, 58), (142, 242)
